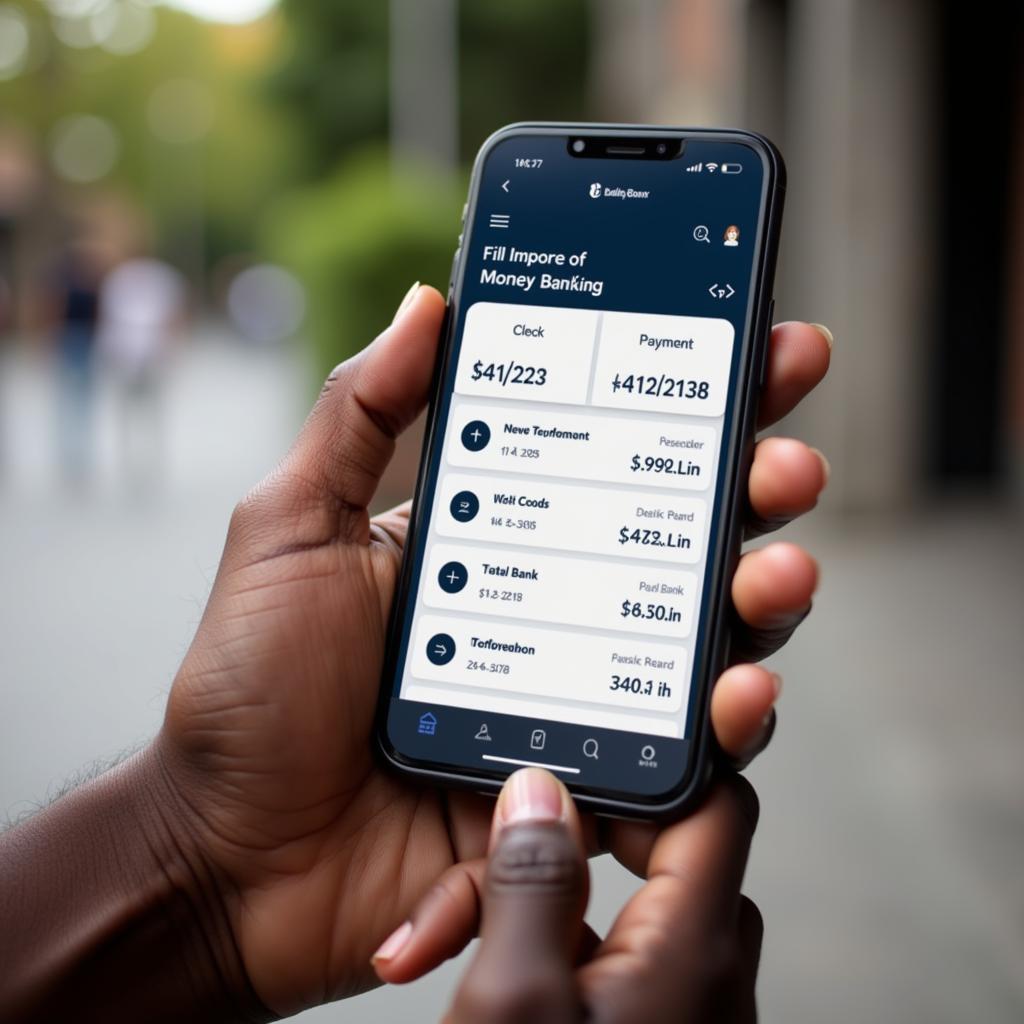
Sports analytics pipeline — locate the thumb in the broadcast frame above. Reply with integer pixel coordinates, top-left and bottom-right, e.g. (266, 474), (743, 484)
(283, 281), (446, 517)
(225, 283), (446, 561)
(447, 769), (587, 1024)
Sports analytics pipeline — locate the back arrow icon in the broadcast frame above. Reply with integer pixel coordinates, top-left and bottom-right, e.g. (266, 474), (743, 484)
(501, 179), (510, 192)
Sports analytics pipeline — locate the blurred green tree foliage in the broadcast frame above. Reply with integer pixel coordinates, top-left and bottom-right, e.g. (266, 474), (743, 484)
(269, 0), (590, 174)
(264, 149), (463, 379)
(0, 1), (298, 271)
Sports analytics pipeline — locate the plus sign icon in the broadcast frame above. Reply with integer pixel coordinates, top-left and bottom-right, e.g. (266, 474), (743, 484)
(437, 560), (468, 594)
(460, 419), (491, 452)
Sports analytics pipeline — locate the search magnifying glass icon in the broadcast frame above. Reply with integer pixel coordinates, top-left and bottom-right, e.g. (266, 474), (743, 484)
(582, 738), (599, 759)
(693, 224), (710, 243)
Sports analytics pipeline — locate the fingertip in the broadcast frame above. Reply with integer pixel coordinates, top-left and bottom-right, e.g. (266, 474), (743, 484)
(733, 541), (819, 627)
(759, 321), (832, 426)
(761, 540), (820, 588)
(491, 768), (579, 851)
(372, 920), (414, 981)
(711, 664), (779, 759)
(809, 322), (834, 351)
(809, 446), (831, 486)
(372, 858), (488, 985)
(348, 283), (446, 437)
(748, 437), (829, 521)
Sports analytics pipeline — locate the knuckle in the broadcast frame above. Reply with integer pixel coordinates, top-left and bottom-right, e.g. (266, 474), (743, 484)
(488, 823), (583, 895)
(227, 486), (267, 539)
(318, 355), (359, 402)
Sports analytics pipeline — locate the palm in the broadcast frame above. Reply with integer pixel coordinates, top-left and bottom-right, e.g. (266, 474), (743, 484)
(166, 500), (489, 1013)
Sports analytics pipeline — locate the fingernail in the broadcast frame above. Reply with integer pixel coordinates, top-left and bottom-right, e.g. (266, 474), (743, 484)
(392, 281), (421, 323)
(771, 672), (783, 700)
(809, 447), (831, 484)
(372, 920), (412, 964)
(810, 322), (834, 351)
(498, 768), (565, 827)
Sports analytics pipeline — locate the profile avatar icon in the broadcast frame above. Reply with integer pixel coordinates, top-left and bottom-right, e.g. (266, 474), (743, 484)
(723, 225), (740, 247)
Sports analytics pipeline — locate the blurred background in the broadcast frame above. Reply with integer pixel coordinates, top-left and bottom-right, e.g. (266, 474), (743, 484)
(1, 1), (1022, 1021)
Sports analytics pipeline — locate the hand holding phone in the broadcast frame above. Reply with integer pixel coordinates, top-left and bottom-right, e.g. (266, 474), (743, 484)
(377, 124), (806, 818)
(0, 127), (829, 1021)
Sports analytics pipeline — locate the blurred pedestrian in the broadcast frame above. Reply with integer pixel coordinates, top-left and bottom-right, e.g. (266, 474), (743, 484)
(52, 241), (103, 483)
(98, 257), (186, 487)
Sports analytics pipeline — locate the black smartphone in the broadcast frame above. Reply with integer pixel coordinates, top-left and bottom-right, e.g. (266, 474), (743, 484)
(375, 123), (784, 820)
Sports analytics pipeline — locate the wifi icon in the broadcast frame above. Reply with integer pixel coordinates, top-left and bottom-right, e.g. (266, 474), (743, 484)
(705, 162), (719, 173)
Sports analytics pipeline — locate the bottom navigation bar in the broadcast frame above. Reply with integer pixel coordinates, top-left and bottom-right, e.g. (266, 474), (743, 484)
(387, 698), (691, 798)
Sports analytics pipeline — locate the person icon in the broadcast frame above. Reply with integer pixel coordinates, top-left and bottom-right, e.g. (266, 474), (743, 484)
(723, 225), (740, 247)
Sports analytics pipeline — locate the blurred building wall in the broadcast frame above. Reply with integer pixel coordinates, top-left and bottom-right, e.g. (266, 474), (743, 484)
(589, 0), (1024, 514)
(780, 0), (935, 512)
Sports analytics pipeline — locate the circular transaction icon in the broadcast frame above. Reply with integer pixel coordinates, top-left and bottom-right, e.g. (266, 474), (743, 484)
(426, 632), (456, 666)
(438, 560), (468, 594)
(449, 490), (479, 522)
(461, 419), (491, 452)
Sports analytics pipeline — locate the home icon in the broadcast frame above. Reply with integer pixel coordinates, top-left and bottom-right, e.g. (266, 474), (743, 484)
(417, 712), (438, 736)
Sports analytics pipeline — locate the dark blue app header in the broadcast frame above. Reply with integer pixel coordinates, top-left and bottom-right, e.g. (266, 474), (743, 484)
(460, 134), (766, 333)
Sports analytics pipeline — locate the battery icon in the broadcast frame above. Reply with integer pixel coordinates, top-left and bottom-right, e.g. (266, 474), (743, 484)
(721, 163), (743, 174)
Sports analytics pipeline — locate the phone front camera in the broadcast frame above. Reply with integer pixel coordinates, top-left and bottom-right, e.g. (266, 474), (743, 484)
(572, 139), (586, 153)
(655, 142), (667, 155)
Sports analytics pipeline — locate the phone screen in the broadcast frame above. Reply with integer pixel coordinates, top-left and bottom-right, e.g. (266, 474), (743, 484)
(381, 130), (771, 804)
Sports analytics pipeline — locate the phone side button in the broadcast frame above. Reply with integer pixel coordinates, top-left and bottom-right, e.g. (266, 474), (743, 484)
(447, 248), (462, 301)
(758, 298), (775, 388)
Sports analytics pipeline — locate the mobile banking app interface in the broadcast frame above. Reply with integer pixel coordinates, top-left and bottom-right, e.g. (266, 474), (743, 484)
(388, 135), (766, 795)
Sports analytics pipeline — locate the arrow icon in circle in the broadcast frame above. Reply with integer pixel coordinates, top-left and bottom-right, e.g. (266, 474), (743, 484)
(426, 631), (456, 666)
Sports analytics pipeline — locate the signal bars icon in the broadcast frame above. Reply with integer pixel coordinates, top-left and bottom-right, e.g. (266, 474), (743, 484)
(685, 162), (719, 173)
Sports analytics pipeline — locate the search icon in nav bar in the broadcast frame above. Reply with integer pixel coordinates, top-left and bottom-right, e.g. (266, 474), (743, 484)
(583, 738), (600, 759)
(693, 224), (710, 244)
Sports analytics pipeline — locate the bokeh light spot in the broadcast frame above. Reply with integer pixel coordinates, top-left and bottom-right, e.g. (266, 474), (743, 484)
(147, 79), (214, 144)
(49, 115), (120, 183)
(159, 0), (277, 24)
(92, 1), (156, 55)
(227, 263), (306, 344)
(0, 6), (31, 81)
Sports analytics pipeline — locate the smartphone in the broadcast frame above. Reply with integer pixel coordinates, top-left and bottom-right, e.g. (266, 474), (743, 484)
(375, 123), (784, 820)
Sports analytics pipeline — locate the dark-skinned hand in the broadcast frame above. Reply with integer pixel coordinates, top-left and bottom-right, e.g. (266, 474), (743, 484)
(155, 283), (829, 1014)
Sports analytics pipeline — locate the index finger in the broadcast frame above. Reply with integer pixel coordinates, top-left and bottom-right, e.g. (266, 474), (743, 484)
(598, 776), (758, 947)
(758, 321), (832, 428)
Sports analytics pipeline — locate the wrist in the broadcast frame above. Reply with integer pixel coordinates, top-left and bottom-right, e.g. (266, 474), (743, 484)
(0, 738), (271, 1023)
(131, 736), (274, 1023)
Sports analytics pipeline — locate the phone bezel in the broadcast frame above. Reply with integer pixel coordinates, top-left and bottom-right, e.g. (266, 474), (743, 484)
(374, 122), (785, 821)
